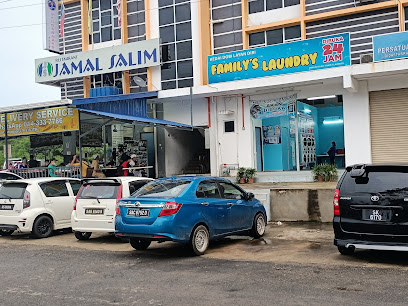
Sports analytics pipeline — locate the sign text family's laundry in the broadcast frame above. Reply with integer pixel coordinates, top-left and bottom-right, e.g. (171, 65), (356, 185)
(35, 39), (160, 83)
(208, 34), (350, 84)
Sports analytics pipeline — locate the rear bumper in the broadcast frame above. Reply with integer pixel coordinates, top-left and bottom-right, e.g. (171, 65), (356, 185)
(0, 224), (18, 231)
(335, 239), (408, 252)
(115, 232), (172, 241)
(0, 215), (33, 233)
(71, 213), (115, 233)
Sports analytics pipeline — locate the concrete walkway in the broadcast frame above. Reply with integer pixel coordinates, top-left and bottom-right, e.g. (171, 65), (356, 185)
(238, 181), (338, 190)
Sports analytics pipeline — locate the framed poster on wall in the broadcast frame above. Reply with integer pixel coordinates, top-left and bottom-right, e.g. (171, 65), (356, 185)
(263, 125), (281, 144)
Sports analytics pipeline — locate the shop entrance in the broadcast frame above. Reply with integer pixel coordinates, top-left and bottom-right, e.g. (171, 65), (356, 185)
(254, 95), (345, 171)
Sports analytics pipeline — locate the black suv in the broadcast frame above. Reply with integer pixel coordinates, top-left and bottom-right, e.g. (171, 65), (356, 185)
(333, 164), (408, 255)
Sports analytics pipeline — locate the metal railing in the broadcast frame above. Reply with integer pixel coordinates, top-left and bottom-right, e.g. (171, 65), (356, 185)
(8, 166), (81, 179)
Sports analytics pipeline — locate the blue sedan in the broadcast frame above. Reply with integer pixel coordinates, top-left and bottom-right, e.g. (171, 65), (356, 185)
(115, 176), (267, 255)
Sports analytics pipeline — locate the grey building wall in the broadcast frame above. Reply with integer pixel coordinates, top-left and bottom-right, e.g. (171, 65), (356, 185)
(305, 0), (390, 16)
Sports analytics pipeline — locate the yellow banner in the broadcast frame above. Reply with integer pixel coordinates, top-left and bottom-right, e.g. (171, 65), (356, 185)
(0, 107), (79, 137)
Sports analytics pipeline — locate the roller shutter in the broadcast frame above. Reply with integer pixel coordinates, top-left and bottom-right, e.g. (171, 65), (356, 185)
(370, 89), (408, 164)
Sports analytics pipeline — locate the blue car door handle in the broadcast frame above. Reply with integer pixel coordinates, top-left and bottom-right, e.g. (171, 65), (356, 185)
(227, 202), (234, 207)
(201, 202), (209, 206)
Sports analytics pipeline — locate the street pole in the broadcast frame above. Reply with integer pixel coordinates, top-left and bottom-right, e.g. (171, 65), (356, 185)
(4, 113), (8, 169)
(78, 111), (83, 178)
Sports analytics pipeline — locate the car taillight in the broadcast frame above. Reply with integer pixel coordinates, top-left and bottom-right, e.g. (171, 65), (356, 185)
(333, 188), (340, 216)
(158, 202), (182, 217)
(23, 190), (30, 209)
(115, 185), (123, 216)
(74, 186), (84, 210)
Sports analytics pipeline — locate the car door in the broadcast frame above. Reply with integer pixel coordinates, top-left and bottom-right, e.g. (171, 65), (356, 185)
(39, 180), (74, 225)
(217, 181), (253, 231)
(196, 180), (229, 235)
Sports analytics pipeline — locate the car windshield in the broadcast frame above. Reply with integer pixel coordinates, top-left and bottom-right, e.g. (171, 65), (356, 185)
(0, 183), (27, 199)
(342, 171), (408, 195)
(132, 180), (191, 198)
(78, 184), (119, 199)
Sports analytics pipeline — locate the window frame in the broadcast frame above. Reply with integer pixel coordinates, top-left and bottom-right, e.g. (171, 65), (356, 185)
(90, 0), (121, 45)
(248, 25), (301, 49)
(248, 0), (300, 14)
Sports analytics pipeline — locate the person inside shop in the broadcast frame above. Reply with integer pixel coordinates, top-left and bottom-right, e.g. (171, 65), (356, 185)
(327, 141), (336, 166)
(128, 154), (141, 177)
(44, 160), (50, 167)
(48, 158), (58, 177)
(28, 155), (37, 168)
(111, 148), (117, 162)
(19, 157), (28, 169)
(118, 149), (128, 165)
(106, 156), (115, 167)
(70, 154), (89, 177)
(91, 155), (105, 178)
(121, 156), (132, 176)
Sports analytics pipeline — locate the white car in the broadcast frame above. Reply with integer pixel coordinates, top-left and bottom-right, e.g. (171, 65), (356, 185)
(0, 177), (81, 238)
(0, 171), (22, 187)
(71, 177), (152, 240)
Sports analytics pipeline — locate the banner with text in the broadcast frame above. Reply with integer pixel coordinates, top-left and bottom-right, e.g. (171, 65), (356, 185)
(373, 32), (408, 62)
(35, 39), (160, 83)
(0, 107), (79, 138)
(208, 33), (350, 84)
(44, 0), (59, 53)
(250, 94), (297, 119)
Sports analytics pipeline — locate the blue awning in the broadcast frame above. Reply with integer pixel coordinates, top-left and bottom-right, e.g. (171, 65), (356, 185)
(79, 108), (192, 129)
(73, 91), (157, 106)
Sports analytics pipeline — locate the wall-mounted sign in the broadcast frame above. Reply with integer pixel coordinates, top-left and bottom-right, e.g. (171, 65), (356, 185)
(263, 125), (281, 145)
(373, 32), (408, 62)
(35, 39), (160, 83)
(208, 33), (350, 84)
(250, 94), (297, 119)
(44, 0), (59, 53)
(0, 107), (79, 137)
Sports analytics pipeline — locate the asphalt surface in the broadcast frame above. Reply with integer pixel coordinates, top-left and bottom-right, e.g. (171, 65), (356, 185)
(1, 223), (408, 305)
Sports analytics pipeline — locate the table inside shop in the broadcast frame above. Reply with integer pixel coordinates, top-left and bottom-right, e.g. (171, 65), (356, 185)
(100, 166), (153, 177)
(316, 154), (345, 168)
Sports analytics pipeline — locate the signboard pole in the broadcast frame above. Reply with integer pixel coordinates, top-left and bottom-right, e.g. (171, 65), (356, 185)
(4, 113), (8, 169)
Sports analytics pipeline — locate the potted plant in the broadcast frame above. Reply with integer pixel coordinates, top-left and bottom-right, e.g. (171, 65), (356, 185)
(326, 163), (338, 182)
(312, 164), (326, 182)
(236, 167), (246, 184)
(245, 168), (256, 184)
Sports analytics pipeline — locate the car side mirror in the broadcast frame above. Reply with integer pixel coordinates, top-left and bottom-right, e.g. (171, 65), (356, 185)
(246, 192), (255, 201)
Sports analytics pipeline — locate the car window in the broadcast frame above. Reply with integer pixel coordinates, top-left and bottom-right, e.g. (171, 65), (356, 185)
(0, 173), (20, 180)
(342, 171), (408, 195)
(134, 180), (191, 198)
(218, 182), (245, 200)
(78, 184), (119, 199)
(0, 183), (27, 199)
(40, 181), (69, 197)
(69, 180), (82, 196)
(196, 181), (221, 198)
(129, 180), (151, 195)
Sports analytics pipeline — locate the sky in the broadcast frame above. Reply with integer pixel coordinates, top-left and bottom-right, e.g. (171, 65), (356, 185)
(0, 0), (61, 107)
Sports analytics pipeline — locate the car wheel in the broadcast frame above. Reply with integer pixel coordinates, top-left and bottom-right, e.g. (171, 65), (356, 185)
(337, 245), (355, 255)
(250, 213), (266, 238)
(190, 225), (209, 256)
(31, 215), (53, 239)
(129, 238), (151, 250)
(0, 229), (14, 236)
(74, 231), (92, 240)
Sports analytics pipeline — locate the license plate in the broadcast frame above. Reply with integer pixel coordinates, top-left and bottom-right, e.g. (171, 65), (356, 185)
(85, 208), (104, 215)
(127, 208), (150, 217)
(362, 209), (392, 221)
(0, 204), (13, 210)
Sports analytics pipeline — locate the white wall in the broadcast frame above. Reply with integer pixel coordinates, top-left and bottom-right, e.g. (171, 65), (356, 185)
(148, 0), (162, 91)
(162, 97), (208, 126)
(343, 81), (372, 166)
(247, 5), (301, 27)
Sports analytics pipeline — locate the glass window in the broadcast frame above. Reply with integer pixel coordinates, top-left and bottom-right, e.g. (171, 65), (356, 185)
(0, 183), (27, 199)
(70, 181), (82, 196)
(285, 25), (301, 40)
(177, 60), (193, 78)
(177, 41), (192, 60)
(92, 0), (99, 8)
(160, 26), (175, 43)
(175, 4), (191, 22)
(161, 62), (176, 80)
(129, 180), (151, 195)
(101, 0), (111, 10)
(90, 0), (121, 44)
(176, 22), (192, 41)
(248, 0), (264, 14)
(196, 181), (221, 198)
(159, 7), (174, 25)
(266, 0), (282, 10)
(134, 180), (191, 198)
(40, 181), (69, 197)
(218, 182), (245, 200)
(249, 32), (265, 46)
(101, 11), (111, 26)
(266, 28), (283, 45)
(159, 0), (174, 6)
(78, 184), (119, 199)
(162, 44), (175, 62)
(284, 0), (299, 6)
(101, 27), (113, 42)
(224, 121), (235, 133)
(177, 79), (193, 88)
(162, 81), (177, 90)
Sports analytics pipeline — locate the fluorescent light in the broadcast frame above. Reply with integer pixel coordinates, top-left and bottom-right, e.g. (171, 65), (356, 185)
(303, 109), (312, 113)
(307, 95), (336, 101)
(323, 119), (343, 124)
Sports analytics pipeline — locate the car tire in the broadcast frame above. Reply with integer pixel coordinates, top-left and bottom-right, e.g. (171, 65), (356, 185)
(250, 213), (266, 238)
(337, 245), (355, 255)
(129, 238), (151, 250)
(74, 231), (92, 240)
(31, 215), (53, 239)
(0, 229), (14, 236)
(190, 225), (209, 256)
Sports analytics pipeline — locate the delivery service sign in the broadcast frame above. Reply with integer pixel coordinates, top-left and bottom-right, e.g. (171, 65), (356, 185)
(208, 33), (350, 84)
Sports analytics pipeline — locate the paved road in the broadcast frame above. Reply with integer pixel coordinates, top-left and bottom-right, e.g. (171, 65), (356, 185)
(1, 223), (408, 305)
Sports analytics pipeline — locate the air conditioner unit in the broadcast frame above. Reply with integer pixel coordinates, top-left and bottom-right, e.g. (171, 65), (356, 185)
(360, 53), (373, 64)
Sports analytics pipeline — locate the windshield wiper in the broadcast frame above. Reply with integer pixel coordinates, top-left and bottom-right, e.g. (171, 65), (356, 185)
(0, 193), (12, 201)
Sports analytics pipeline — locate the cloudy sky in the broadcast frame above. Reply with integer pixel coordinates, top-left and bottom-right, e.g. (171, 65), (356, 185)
(0, 0), (61, 107)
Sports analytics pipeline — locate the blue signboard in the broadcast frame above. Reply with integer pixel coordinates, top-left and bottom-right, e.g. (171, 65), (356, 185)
(373, 32), (408, 62)
(208, 33), (350, 84)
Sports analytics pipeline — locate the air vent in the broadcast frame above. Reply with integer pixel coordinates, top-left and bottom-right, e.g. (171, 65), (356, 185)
(360, 53), (373, 64)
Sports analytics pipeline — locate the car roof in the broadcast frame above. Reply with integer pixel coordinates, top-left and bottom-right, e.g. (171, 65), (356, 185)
(0, 171), (23, 178)
(3, 177), (81, 184)
(82, 177), (153, 184)
(346, 164), (408, 171)
(156, 176), (231, 182)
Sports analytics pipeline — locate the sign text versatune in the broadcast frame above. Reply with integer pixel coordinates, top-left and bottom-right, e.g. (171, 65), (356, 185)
(0, 107), (79, 137)
(207, 33), (350, 84)
(35, 39), (160, 83)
